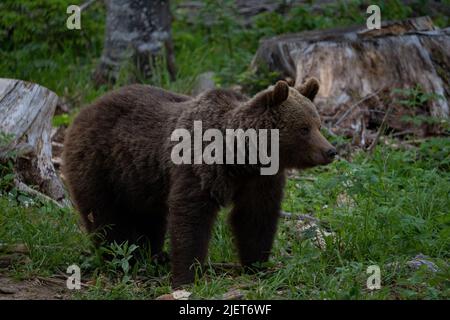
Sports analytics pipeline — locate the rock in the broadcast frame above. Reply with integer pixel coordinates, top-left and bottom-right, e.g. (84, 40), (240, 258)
(54, 97), (70, 115)
(192, 71), (216, 96)
(282, 212), (335, 250)
(222, 289), (244, 300)
(0, 287), (17, 294)
(173, 289), (192, 300)
(406, 254), (439, 272)
(156, 289), (192, 300)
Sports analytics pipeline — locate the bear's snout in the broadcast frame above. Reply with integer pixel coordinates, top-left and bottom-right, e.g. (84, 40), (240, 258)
(317, 147), (337, 165)
(325, 148), (337, 160)
(308, 129), (337, 166)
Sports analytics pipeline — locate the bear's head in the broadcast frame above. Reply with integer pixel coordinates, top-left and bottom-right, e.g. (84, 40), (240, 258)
(246, 78), (337, 170)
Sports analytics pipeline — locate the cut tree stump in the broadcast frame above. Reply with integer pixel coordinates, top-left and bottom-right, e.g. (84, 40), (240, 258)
(252, 16), (450, 146)
(0, 79), (67, 204)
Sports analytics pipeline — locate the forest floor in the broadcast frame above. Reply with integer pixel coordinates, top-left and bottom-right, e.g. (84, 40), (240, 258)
(0, 273), (71, 300)
(1, 139), (449, 300)
(0, 0), (449, 300)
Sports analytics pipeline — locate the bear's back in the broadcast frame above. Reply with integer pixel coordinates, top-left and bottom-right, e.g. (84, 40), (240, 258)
(64, 84), (191, 162)
(62, 85), (192, 212)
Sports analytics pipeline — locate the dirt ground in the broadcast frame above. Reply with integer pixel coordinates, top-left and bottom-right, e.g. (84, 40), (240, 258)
(0, 273), (72, 300)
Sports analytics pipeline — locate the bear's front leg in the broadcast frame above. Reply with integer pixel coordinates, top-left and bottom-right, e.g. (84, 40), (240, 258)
(168, 168), (220, 288)
(230, 173), (285, 268)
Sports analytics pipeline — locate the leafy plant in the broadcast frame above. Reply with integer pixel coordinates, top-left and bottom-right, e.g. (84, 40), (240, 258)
(99, 242), (139, 283)
(394, 85), (444, 110)
(0, 132), (16, 192)
(393, 85), (448, 131)
(237, 64), (281, 95)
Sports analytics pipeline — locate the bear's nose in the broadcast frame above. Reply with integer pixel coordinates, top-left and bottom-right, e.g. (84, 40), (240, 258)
(326, 148), (337, 159)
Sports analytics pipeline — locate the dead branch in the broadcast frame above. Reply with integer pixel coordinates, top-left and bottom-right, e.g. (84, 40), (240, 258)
(334, 89), (382, 127)
(280, 211), (320, 224)
(368, 105), (393, 154)
(14, 178), (65, 209)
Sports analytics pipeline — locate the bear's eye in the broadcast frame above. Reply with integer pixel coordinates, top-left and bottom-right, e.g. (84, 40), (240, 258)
(300, 127), (310, 135)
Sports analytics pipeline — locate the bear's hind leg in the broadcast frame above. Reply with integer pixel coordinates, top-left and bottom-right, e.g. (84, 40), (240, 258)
(135, 203), (169, 264)
(84, 203), (140, 249)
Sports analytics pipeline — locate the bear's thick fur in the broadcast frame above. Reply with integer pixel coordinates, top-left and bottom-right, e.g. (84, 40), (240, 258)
(62, 79), (336, 287)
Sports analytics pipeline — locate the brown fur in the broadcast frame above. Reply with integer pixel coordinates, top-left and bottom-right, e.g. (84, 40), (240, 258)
(62, 79), (336, 287)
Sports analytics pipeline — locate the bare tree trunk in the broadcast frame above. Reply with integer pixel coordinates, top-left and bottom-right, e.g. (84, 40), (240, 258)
(93, 0), (176, 86)
(252, 16), (450, 146)
(0, 79), (67, 204)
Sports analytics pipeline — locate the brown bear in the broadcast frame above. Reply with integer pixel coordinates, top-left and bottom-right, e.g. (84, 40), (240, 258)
(62, 78), (336, 287)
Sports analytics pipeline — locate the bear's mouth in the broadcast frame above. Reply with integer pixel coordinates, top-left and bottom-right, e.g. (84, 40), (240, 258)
(308, 152), (335, 166)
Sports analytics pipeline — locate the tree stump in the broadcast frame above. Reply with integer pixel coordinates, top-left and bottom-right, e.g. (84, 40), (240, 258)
(0, 79), (67, 204)
(93, 0), (176, 86)
(252, 16), (450, 146)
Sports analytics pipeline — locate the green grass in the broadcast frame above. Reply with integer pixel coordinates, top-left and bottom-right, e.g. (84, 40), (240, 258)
(0, 0), (449, 299)
(1, 138), (449, 299)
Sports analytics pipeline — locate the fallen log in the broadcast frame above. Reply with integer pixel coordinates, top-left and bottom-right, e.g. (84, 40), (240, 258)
(0, 79), (67, 204)
(252, 16), (450, 146)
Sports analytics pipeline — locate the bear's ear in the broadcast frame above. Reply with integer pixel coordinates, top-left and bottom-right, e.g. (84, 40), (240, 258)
(296, 77), (320, 101)
(249, 80), (289, 109)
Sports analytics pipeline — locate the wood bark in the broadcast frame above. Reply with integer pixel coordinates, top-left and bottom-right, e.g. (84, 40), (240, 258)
(252, 16), (450, 146)
(94, 0), (176, 85)
(0, 79), (67, 204)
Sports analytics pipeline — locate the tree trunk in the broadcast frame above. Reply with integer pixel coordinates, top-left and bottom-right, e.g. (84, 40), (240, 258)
(0, 79), (67, 204)
(93, 0), (176, 86)
(252, 16), (450, 146)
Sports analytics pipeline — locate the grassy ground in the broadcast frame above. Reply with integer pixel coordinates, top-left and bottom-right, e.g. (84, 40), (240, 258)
(1, 139), (449, 299)
(0, 0), (449, 299)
